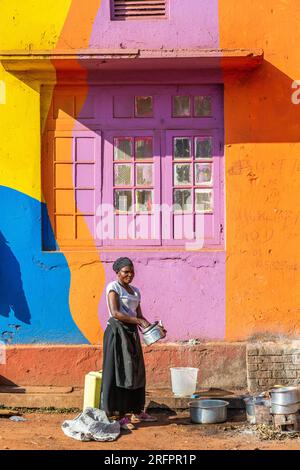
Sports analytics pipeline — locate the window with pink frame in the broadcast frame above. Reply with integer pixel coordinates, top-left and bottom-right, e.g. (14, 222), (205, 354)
(45, 87), (223, 250)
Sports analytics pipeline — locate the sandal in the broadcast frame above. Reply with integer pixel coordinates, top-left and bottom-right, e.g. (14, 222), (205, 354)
(132, 412), (158, 423)
(119, 416), (136, 430)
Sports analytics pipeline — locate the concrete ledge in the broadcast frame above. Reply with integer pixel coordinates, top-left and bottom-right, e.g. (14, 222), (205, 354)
(0, 389), (83, 409)
(0, 387), (247, 411)
(0, 343), (247, 390)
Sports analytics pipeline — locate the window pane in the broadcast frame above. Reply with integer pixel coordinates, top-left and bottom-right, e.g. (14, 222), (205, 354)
(173, 96), (191, 117)
(174, 164), (191, 186)
(194, 96), (212, 117)
(136, 190), (153, 212)
(135, 96), (153, 117)
(114, 164), (132, 186)
(195, 189), (213, 213)
(174, 138), (191, 159)
(195, 163), (213, 185)
(136, 164), (153, 186)
(173, 189), (192, 212)
(195, 137), (212, 159)
(114, 190), (133, 212)
(135, 137), (153, 159)
(114, 138), (132, 161)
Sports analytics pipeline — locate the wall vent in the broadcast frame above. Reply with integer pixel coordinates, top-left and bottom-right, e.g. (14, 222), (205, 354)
(112, 0), (167, 20)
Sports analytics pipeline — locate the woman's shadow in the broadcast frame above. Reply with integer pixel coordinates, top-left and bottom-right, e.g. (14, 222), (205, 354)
(0, 231), (31, 325)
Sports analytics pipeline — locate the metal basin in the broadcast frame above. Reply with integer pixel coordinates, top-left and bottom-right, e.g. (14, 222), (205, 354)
(189, 399), (229, 424)
(142, 321), (166, 346)
(270, 387), (300, 406)
(271, 402), (299, 415)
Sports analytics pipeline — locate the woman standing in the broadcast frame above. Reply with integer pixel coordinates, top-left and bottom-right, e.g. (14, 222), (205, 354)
(101, 257), (161, 430)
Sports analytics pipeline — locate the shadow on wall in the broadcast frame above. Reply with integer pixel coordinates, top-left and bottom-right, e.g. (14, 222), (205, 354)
(224, 60), (300, 144)
(0, 230), (31, 325)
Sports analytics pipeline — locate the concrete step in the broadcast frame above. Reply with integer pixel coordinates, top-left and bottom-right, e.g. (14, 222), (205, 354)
(0, 386), (248, 410)
(0, 387), (83, 409)
(0, 386), (73, 394)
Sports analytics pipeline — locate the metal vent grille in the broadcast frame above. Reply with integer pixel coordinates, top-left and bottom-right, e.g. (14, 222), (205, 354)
(112, 0), (167, 20)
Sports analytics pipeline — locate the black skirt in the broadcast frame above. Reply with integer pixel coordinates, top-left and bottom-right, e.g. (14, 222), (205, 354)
(101, 323), (146, 415)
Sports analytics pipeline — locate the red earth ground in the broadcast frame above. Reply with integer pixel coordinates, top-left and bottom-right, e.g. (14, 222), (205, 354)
(0, 411), (300, 450)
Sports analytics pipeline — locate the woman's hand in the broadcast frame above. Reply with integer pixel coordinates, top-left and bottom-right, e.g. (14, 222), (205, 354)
(137, 318), (151, 329)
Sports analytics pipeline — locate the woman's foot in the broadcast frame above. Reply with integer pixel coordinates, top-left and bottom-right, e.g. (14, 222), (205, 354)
(131, 411), (158, 423)
(119, 416), (136, 430)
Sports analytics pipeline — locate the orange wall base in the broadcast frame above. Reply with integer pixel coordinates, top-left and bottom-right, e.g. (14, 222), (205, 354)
(0, 343), (247, 390)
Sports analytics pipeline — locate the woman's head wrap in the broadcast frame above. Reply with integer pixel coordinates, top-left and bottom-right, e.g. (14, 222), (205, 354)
(112, 257), (134, 273)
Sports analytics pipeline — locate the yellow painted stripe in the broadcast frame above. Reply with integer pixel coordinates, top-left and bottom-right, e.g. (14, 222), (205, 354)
(0, 1), (72, 201)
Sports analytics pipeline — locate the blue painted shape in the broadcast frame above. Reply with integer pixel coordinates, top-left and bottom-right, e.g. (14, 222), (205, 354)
(0, 186), (88, 344)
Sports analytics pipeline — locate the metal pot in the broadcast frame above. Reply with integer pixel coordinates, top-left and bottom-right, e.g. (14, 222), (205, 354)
(270, 386), (300, 406)
(271, 402), (299, 415)
(189, 399), (229, 424)
(141, 321), (166, 346)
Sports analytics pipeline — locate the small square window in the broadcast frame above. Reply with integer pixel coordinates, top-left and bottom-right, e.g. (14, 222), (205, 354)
(114, 138), (133, 161)
(195, 137), (213, 159)
(114, 189), (133, 213)
(174, 138), (191, 159)
(173, 96), (191, 117)
(174, 164), (192, 186)
(135, 96), (153, 117)
(136, 189), (153, 213)
(194, 96), (212, 117)
(136, 164), (153, 186)
(135, 138), (153, 159)
(114, 164), (132, 186)
(195, 163), (213, 186)
(195, 189), (213, 213)
(173, 189), (192, 212)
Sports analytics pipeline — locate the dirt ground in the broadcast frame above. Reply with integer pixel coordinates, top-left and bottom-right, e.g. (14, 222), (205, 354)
(1, 411), (300, 450)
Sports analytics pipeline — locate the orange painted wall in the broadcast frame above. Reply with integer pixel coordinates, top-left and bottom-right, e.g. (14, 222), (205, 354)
(219, 0), (300, 340)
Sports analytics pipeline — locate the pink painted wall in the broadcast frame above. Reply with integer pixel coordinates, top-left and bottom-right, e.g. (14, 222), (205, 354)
(90, 0), (219, 49)
(99, 251), (226, 341)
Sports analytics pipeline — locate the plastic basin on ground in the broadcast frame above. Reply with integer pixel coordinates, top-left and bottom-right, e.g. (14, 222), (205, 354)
(170, 367), (199, 397)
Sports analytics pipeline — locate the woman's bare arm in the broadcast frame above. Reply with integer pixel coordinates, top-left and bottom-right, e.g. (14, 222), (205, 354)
(108, 290), (146, 327)
(136, 304), (151, 329)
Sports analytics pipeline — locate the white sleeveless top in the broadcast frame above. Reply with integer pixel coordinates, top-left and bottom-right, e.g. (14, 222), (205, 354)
(106, 280), (141, 318)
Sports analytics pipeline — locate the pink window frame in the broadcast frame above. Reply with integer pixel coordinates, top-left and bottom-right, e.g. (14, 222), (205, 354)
(162, 129), (223, 247)
(102, 129), (162, 246)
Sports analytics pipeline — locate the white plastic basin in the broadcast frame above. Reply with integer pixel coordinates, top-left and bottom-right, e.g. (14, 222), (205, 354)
(170, 367), (199, 397)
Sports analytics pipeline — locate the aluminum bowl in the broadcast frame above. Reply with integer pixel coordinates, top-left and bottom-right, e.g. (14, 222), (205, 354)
(271, 402), (299, 415)
(189, 399), (229, 424)
(270, 386), (300, 406)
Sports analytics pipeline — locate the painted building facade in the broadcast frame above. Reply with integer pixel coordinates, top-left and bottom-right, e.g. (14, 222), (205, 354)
(0, 1), (300, 388)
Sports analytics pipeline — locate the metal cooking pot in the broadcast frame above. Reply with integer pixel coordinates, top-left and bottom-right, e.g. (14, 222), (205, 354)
(271, 402), (299, 415)
(270, 386), (300, 406)
(189, 399), (229, 424)
(141, 321), (166, 346)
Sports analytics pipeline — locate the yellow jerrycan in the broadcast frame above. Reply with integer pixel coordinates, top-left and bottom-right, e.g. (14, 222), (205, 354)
(83, 370), (102, 410)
